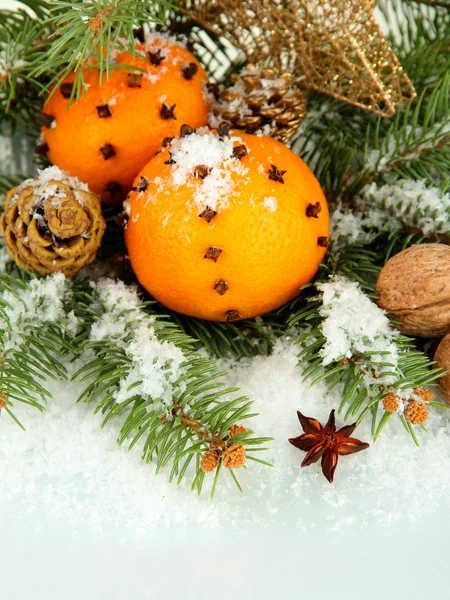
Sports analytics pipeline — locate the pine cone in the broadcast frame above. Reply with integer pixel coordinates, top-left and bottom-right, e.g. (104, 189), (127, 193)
(0, 175), (106, 277)
(222, 443), (246, 469)
(229, 424), (247, 437)
(383, 393), (401, 413)
(414, 387), (435, 403)
(210, 64), (307, 144)
(405, 400), (429, 425)
(200, 450), (219, 473)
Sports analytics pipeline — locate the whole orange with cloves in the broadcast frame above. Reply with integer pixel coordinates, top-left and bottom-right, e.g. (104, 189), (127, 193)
(124, 126), (329, 322)
(39, 34), (209, 203)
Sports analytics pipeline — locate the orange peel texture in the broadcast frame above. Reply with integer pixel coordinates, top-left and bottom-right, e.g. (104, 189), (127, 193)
(125, 129), (330, 321)
(40, 34), (210, 203)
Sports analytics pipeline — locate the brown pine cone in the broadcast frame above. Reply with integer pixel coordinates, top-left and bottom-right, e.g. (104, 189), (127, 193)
(210, 64), (307, 143)
(383, 393), (401, 413)
(414, 388), (435, 403)
(0, 170), (106, 277)
(404, 400), (429, 425)
(200, 450), (219, 473)
(229, 424), (247, 437)
(222, 443), (246, 469)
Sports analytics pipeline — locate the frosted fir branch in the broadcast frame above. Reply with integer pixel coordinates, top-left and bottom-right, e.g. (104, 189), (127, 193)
(30, 0), (173, 99)
(86, 278), (189, 413)
(72, 278), (271, 496)
(317, 277), (400, 380)
(289, 277), (444, 442)
(330, 179), (450, 248)
(0, 272), (77, 428)
(360, 179), (450, 239)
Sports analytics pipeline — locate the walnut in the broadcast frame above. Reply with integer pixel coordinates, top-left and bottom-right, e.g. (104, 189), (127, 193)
(434, 333), (450, 406)
(376, 244), (450, 337)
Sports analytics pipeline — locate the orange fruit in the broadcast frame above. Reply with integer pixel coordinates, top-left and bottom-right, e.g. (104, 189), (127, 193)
(124, 128), (329, 321)
(40, 34), (210, 204)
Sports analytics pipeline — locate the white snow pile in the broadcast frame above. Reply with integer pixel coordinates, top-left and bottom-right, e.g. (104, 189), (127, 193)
(89, 278), (187, 411)
(164, 129), (249, 213)
(330, 179), (450, 246)
(2, 336), (450, 534)
(317, 277), (399, 380)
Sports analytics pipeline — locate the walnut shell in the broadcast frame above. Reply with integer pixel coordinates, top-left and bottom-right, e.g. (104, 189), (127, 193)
(376, 244), (450, 337)
(434, 334), (450, 406)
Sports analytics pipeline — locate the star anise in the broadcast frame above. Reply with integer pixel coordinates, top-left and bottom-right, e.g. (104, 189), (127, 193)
(288, 409), (369, 483)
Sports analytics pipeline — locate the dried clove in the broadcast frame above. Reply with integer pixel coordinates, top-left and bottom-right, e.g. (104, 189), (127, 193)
(164, 152), (176, 165)
(100, 144), (116, 160)
(306, 202), (321, 218)
(214, 279), (229, 295)
(318, 236), (329, 247)
(128, 73), (143, 88)
(180, 124), (195, 137)
(218, 121), (231, 137)
(60, 83), (73, 99)
(148, 49), (165, 66)
(39, 113), (55, 128)
(232, 145), (248, 159)
(204, 246), (222, 262)
(133, 27), (145, 43)
(161, 103), (177, 120)
(34, 143), (49, 155)
(96, 104), (112, 118)
(226, 310), (241, 322)
(181, 62), (198, 80)
(268, 164), (286, 184)
(194, 165), (210, 179)
(199, 207), (217, 222)
(131, 176), (149, 193)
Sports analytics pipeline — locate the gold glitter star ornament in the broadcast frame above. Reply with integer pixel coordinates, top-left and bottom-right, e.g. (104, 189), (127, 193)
(182, 0), (417, 118)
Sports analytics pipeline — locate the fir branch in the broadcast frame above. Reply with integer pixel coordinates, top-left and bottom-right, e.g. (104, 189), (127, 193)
(71, 278), (270, 495)
(30, 0), (173, 100)
(0, 11), (46, 127)
(0, 271), (75, 429)
(289, 277), (446, 444)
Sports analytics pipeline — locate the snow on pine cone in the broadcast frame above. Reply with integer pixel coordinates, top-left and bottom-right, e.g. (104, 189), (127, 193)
(0, 168), (106, 277)
(209, 64), (307, 144)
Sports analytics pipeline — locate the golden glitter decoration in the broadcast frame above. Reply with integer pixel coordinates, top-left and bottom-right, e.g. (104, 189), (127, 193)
(182, 0), (417, 118)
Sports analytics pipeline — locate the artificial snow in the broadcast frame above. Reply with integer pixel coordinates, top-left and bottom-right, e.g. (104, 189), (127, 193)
(331, 179), (450, 246)
(2, 336), (450, 534)
(10, 166), (91, 208)
(361, 179), (450, 236)
(90, 279), (186, 410)
(0, 272), (72, 350)
(167, 130), (249, 212)
(262, 196), (278, 211)
(317, 277), (399, 379)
